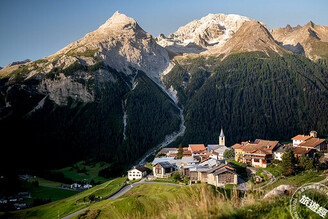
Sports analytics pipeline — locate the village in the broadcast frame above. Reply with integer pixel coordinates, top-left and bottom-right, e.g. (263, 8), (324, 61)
(128, 129), (328, 187)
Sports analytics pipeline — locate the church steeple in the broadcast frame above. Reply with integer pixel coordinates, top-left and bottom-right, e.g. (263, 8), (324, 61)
(219, 127), (225, 146)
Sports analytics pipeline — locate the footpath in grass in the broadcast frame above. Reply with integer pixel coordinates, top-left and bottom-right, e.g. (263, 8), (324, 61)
(0, 177), (127, 219)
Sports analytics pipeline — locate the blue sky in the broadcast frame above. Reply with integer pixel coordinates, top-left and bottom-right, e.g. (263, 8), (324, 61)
(0, 0), (327, 67)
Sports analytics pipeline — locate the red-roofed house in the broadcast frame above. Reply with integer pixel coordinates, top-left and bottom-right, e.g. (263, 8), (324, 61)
(188, 144), (207, 156)
(298, 138), (328, 152)
(294, 147), (316, 159)
(292, 135), (312, 147)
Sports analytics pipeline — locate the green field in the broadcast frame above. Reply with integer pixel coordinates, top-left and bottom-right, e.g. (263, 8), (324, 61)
(28, 177), (70, 187)
(0, 177), (127, 219)
(21, 181), (80, 203)
(55, 161), (111, 184)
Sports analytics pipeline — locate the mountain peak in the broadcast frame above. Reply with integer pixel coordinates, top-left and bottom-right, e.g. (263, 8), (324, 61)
(98, 11), (138, 31)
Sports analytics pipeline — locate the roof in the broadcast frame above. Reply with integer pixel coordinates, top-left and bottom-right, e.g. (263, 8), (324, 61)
(159, 148), (176, 154)
(292, 135), (312, 141)
(189, 144), (206, 153)
(275, 145), (292, 153)
(181, 157), (197, 164)
(252, 148), (271, 155)
(207, 144), (220, 152)
(256, 140), (279, 151)
(135, 166), (151, 173)
(212, 167), (238, 176)
(152, 157), (174, 165)
(231, 143), (245, 149)
(220, 128), (225, 137)
(168, 159), (181, 166)
(156, 161), (174, 168)
(207, 163), (235, 173)
(183, 150), (192, 156)
(199, 158), (220, 168)
(242, 143), (261, 152)
(214, 145), (228, 153)
(294, 147), (314, 155)
(298, 138), (326, 148)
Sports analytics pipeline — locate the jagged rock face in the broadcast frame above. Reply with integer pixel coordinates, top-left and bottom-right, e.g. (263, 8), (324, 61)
(38, 71), (94, 105)
(156, 13), (251, 54)
(271, 22), (328, 60)
(55, 11), (170, 80)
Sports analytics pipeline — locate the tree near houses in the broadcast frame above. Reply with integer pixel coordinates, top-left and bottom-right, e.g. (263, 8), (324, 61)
(177, 144), (183, 159)
(299, 155), (315, 171)
(224, 149), (235, 159)
(281, 147), (296, 176)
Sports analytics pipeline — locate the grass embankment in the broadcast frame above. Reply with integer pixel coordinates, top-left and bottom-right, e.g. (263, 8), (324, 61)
(0, 177), (126, 219)
(266, 171), (326, 190)
(81, 183), (290, 218)
(55, 161), (111, 184)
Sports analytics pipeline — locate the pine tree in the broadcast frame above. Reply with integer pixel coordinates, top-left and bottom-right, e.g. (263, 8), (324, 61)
(281, 147), (296, 176)
(177, 144), (183, 159)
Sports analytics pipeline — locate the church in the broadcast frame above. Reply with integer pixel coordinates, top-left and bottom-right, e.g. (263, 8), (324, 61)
(208, 127), (229, 160)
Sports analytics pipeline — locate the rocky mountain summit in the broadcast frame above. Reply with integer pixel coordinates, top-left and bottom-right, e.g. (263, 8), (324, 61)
(156, 13), (251, 54)
(271, 21), (328, 60)
(0, 11), (170, 105)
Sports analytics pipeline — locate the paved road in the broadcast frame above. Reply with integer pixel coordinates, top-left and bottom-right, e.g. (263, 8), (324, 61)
(62, 179), (182, 218)
(236, 178), (249, 190)
(62, 207), (89, 219)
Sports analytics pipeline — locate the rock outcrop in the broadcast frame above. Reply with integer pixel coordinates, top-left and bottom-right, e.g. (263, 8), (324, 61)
(271, 21), (328, 60)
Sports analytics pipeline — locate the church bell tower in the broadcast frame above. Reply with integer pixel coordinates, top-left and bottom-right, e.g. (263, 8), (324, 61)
(219, 127), (225, 146)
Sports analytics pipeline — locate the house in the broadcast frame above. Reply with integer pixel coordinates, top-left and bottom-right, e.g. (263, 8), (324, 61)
(274, 145), (292, 160)
(183, 150), (192, 157)
(14, 203), (27, 210)
(207, 163), (238, 186)
(298, 138), (328, 152)
(153, 162), (175, 178)
(70, 183), (82, 189)
(158, 148), (178, 157)
(294, 147), (316, 159)
(128, 166), (151, 181)
(83, 184), (93, 189)
(210, 145), (229, 160)
(243, 148), (272, 168)
(292, 134), (313, 147)
(180, 165), (210, 183)
(18, 192), (31, 199)
(233, 139), (279, 168)
(231, 143), (247, 162)
(188, 144), (207, 156)
(0, 199), (8, 204)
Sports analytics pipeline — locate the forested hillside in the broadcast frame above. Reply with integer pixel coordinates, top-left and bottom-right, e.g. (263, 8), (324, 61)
(0, 63), (180, 175)
(164, 52), (328, 146)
